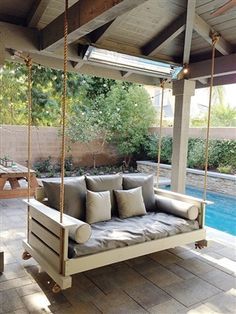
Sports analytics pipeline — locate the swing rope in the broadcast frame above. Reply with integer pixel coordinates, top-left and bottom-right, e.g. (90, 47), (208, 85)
(203, 33), (220, 201)
(59, 0), (68, 224)
(156, 79), (165, 188)
(25, 57), (33, 202)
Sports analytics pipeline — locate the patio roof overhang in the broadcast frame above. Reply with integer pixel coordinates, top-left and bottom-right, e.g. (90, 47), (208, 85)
(0, 0), (236, 87)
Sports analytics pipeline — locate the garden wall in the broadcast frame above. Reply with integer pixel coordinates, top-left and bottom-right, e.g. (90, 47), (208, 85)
(137, 161), (236, 196)
(0, 125), (120, 167)
(1, 125), (235, 168)
(149, 127), (236, 140)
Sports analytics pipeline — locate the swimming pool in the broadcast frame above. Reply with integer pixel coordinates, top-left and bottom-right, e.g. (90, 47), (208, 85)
(185, 186), (236, 236)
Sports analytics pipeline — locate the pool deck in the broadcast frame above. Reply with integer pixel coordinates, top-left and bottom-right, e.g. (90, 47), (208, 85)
(0, 198), (235, 314)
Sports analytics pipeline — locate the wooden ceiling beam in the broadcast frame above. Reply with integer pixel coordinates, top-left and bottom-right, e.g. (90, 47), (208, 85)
(193, 14), (233, 55)
(71, 60), (85, 70)
(142, 13), (186, 56)
(85, 20), (114, 44)
(183, 0), (196, 65)
(120, 70), (132, 78)
(0, 22), (39, 51)
(0, 22), (83, 63)
(196, 74), (236, 88)
(0, 37), (5, 67)
(0, 14), (26, 26)
(40, 0), (148, 51)
(189, 52), (236, 80)
(27, 0), (51, 28)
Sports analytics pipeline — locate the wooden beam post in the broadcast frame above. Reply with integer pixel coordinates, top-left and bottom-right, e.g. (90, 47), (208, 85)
(194, 14), (233, 55)
(27, 0), (51, 27)
(171, 79), (196, 193)
(40, 0), (148, 51)
(183, 0), (196, 64)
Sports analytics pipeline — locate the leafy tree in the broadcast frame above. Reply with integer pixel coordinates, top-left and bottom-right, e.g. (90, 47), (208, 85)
(103, 83), (155, 166)
(210, 103), (236, 127)
(67, 94), (113, 168)
(191, 86), (236, 127)
(0, 62), (27, 124)
(211, 86), (236, 127)
(0, 61), (90, 126)
(67, 83), (155, 167)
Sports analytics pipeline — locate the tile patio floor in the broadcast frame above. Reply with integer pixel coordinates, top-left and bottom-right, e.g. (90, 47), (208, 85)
(0, 198), (235, 314)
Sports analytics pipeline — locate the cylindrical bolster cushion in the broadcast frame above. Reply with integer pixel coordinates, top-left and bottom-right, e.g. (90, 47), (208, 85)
(68, 221), (92, 244)
(156, 195), (199, 220)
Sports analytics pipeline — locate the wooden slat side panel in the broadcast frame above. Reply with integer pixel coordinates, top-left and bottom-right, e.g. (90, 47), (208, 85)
(29, 219), (60, 254)
(23, 240), (72, 290)
(29, 232), (60, 272)
(29, 206), (61, 237)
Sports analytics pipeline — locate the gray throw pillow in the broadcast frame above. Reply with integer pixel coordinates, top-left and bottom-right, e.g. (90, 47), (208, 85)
(114, 187), (146, 219)
(85, 174), (123, 216)
(123, 175), (155, 211)
(42, 177), (87, 220)
(86, 190), (111, 224)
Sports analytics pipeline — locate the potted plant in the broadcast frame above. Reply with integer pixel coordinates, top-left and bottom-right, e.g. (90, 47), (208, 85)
(0, 156), (13, 168)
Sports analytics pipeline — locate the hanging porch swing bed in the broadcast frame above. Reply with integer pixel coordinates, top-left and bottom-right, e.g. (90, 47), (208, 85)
(23, 174), (207, 290)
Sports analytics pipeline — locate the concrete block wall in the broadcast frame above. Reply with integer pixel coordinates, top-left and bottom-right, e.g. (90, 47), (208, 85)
(137, 161), (236, 196)
(0, 125), (120, 167)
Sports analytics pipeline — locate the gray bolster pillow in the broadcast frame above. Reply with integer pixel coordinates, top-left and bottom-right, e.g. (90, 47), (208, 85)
(155, 195), (199, 220)
(68, 220), (92, 244)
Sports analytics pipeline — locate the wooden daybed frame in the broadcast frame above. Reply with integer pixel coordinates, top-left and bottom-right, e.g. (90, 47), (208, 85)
(23, 187), (207, 291)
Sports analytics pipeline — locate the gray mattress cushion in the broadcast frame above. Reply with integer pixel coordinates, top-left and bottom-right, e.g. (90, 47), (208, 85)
(68, 212), (199, 258)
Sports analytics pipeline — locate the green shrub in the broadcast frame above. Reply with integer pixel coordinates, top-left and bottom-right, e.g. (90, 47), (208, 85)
(187, 138), (206, 169)
(33, 156), (53, 173)
(217, 165), (234, 174)
(187, 138), (236, 171)
(64, 156), (74, 172)
(209, 139), (236, 169)
(143, 135), (236, 172)
(143, 134), (172, 164)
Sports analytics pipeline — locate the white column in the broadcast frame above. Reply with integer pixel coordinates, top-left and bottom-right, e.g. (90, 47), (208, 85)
(171, 79), (196, 193)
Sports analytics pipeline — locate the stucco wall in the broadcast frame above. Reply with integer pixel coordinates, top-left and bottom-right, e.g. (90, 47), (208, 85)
(0, 125), (120, 167)
(149, 127), (236, 140)
(1, 125), (235, 169)
(137, 161), (236, 196)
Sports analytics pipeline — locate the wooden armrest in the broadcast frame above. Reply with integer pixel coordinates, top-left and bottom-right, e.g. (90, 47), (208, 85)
(154, 188), (213, 206)
(24, 199), (81, 229)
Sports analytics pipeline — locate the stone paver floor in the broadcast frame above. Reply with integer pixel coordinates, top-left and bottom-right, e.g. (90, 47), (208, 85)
(0, 198), (235, 314)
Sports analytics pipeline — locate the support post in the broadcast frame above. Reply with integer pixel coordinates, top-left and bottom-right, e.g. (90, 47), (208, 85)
(171, 79), (196, 193)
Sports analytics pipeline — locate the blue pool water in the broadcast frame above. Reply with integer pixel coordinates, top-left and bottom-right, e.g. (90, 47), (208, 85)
(185, 186), (236, 236)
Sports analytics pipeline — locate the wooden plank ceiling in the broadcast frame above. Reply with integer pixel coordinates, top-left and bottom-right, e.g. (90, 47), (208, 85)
(0, 0), (236, 87)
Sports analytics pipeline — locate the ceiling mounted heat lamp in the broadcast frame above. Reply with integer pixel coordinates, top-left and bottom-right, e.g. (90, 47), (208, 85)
(83, 46), (182, 80)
